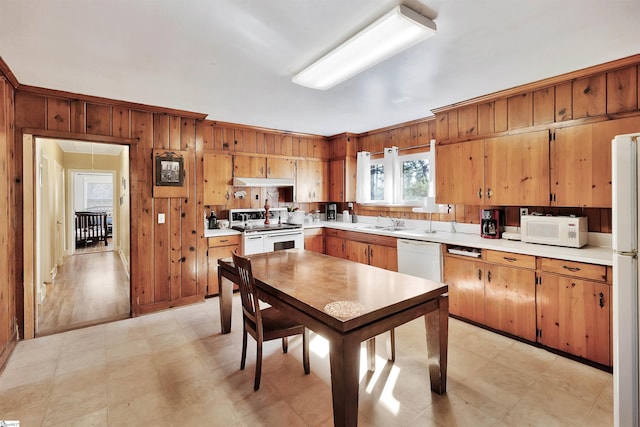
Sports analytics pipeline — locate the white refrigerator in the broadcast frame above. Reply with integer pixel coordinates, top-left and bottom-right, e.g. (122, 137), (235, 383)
(612, 132), (640, 427)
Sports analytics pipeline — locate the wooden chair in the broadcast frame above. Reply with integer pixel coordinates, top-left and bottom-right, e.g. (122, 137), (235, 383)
(232, 252), (310, 391)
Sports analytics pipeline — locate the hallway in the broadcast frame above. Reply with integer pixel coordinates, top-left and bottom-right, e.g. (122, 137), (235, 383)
(37, 250), (130, 335)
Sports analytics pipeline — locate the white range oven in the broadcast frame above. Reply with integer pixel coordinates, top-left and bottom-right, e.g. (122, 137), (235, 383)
(230, 208), (304, 255)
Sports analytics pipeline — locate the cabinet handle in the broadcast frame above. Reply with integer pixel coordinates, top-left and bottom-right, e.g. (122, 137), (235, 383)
(225, 191), (230, 200)
(267, 166), (271, 175)
(220, 239), (228, 243)
(260, 166), (264, 175)
(563, 265), (581, 272)
(487, 188), (493, 199)
(503, 257), (517, 262)
(478, 269), (482, 280)
(487, 270), (492, 282)
(477, 188), (483, 199)
(599, 292), (605, 308)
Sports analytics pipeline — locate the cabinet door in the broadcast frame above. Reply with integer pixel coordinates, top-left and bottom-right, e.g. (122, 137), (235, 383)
(443, 256), (485, 323)
(329, 159), (345, 202)
(304, 235), (324, 253)
(313, 160), (329, 202)
(484, 265), (536, 341)
(537, 274), (610, 365)
(325, 236), (345, 259)
(553, 116), (640, 207)
(345, 240), (370, 265)
(436, 140), (484, 205)
(234, 155), (265, 178)
(369, 244), (398, 272)
(203, 153), (232, 205)
(206, 244), (239, 295)
(484, 130), (549, 206)
(267, 157), (295, 179)
(296, 159), (312, 202)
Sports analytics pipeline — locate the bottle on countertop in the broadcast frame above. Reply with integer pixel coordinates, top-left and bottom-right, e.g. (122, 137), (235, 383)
(208, 210), (217, 229)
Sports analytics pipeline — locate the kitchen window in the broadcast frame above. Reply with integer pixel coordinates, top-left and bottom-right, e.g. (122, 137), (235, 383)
(366, 149), (435, 205)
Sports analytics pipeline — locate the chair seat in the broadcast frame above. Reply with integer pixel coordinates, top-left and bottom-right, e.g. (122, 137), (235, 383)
(256, 307), (305, 338)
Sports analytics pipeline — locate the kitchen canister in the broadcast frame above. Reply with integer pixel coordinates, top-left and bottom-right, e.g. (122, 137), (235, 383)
(342, 210), (350, 223)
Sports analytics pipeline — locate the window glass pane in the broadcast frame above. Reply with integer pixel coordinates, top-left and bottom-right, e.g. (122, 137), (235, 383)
(86, 182), (113, 210)
(402, 159), (430, 201)
(370, 163), (384, 200)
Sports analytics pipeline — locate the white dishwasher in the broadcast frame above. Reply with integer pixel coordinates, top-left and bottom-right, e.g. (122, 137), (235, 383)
(397, 239), (442, 282)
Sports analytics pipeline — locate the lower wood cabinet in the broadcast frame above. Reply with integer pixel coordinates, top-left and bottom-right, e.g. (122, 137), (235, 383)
(443, 255), (485, 324)
(324, 228), (346, 259)
(304, 228), (324, 253)
(344, 231), (397, 271)
(537, 258), (611, 366)
(206, 235), (240, 296)
(443, 246), (612, 366)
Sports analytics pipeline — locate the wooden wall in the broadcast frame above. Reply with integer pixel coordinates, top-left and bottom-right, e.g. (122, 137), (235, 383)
(0, 71), (17, 369)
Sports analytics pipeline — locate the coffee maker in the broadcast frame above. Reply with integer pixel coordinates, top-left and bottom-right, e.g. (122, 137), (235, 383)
(326, 203), (337, 221)
(481, 209), (503, 239)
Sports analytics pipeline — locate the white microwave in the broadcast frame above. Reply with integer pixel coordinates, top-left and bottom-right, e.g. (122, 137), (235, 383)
(520, 215), (588, 248)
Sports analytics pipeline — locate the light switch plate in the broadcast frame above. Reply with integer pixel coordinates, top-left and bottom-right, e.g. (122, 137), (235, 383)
(158, 213), (165, 224)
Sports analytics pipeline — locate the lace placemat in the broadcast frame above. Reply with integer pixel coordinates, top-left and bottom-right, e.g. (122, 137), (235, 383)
(324, 301), (366, 318)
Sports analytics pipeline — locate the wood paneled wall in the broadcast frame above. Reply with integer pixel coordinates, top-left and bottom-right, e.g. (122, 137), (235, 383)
(0, 74), (17, 369)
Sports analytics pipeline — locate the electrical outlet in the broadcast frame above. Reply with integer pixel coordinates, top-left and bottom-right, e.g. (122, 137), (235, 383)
(519, 208), (528, 217)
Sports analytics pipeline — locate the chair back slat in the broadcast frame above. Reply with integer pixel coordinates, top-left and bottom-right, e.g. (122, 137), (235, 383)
(232, 253), (262, 327)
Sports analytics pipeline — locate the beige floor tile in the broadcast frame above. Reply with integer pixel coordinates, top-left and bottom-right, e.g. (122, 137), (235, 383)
(0, 297), (614, 427)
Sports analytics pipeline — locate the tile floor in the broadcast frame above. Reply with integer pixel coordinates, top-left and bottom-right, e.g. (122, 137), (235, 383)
(0, 296), (612, 426)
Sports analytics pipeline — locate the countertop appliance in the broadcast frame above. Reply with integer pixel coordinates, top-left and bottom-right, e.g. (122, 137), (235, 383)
(612, 132), (640, 427)
(481, 209), (502, 239)
(326, 203), (337, 221)
(397, 239), (442, 283)
(230, 208), (304, 255)
(520, 215), (588, 248)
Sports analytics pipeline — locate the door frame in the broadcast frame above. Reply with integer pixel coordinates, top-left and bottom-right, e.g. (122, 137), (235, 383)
(22, 130), (136, 339)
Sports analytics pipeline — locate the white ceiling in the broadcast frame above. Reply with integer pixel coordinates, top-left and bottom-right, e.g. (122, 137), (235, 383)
(2, 0), (640, 136)
(53, 139), (123, 155)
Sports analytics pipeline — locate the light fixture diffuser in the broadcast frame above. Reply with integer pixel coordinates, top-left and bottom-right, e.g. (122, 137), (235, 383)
(292, 5), (436, 90)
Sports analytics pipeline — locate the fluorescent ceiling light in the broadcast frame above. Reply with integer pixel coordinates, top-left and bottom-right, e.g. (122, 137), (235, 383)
(292, 5), (436, 90)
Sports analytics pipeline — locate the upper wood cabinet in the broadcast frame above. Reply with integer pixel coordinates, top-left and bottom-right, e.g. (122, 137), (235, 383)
(329, 157), (356, 202)
(552, 115), (640, 207)
(436, 130), (549, 206)
(296, 159), (328, 202)
(233, 155), (295, 179)
(203, 153), (232, 205)
(484, 130), (549, 206)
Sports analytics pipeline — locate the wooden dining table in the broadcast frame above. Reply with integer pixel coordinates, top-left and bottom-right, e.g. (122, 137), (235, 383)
(217, 249), (448, 427)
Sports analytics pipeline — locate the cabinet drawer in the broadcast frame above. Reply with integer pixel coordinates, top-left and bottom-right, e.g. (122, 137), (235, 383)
(324, 228), (346, 239)
(208, 235), (241, 248)
(539, 258), (607, 282)
(345, 231), (396, 248)
(486, 250), (535, 269)
(304, 227), (323, 237)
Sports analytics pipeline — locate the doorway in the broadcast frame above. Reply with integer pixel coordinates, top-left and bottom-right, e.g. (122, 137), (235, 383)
(32, 137), (131, 335)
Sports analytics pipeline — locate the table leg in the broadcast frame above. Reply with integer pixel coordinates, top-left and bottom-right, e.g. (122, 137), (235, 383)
(329, 334), (361, 427)
(366, 338), (375, 372)
(386, 328), (396, 362)
(218, 269), (233, 334)
(424, 294), (448, 394)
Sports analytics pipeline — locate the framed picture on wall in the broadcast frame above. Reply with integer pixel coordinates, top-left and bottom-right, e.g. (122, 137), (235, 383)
(155, 151), (185, 187)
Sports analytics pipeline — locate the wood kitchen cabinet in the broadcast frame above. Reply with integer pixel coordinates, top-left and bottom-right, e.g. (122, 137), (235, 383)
(536, 258), (611, 366)
(329, 157), (356, 202)
(443, 254), (486, 324)
(344, 231), (397, 271)
(436, 130), (549, 206)
(444, 248), (536, 340)
(324, 228), (346, 259)
(233, 155), (295, 179)
(296, 159), (328, 202)
(206, 235), (240, 296)
(304, 228), (324, 253)
(484, 250), (536, 341)
(552, 115), (640, 207)
(203, 153), (233, 206)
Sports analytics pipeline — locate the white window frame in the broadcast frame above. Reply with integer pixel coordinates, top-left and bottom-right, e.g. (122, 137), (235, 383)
(367, 148), (435, 206)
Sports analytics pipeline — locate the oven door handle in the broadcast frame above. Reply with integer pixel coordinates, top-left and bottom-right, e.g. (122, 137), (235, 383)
(266, 232), (303, 238)
(246, 235), (264, 240)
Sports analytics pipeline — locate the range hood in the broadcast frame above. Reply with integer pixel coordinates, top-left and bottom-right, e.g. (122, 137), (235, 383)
(232, 177), (295, 187)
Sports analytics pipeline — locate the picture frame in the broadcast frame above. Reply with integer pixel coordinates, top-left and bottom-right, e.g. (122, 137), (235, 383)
(155, 152), (185, 187)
